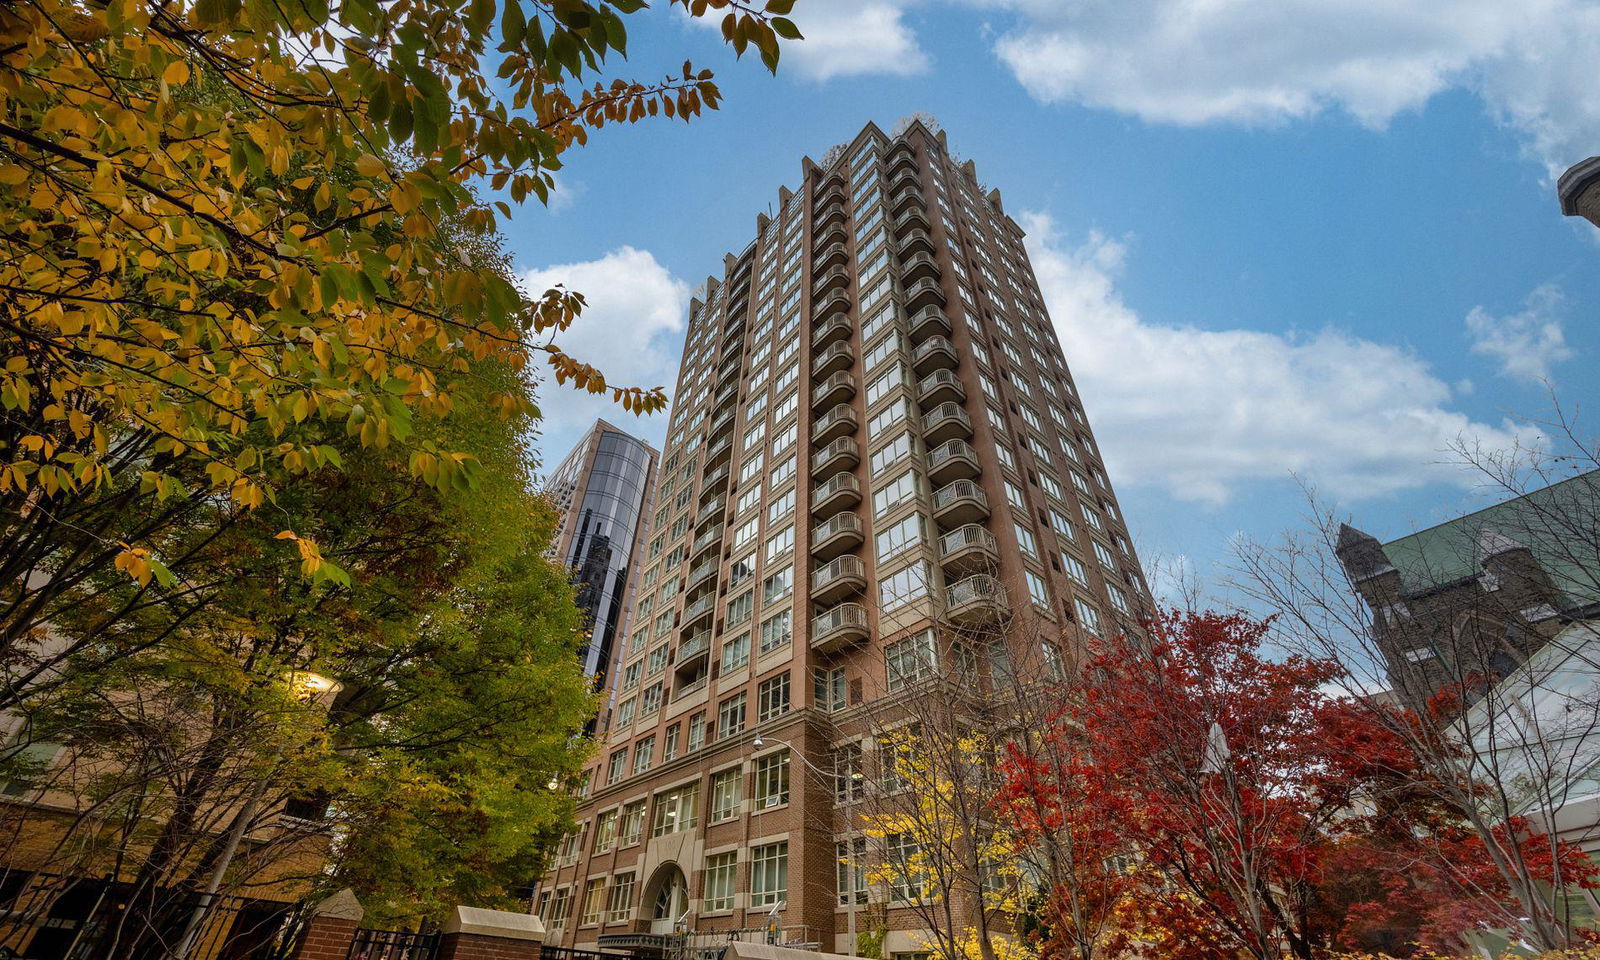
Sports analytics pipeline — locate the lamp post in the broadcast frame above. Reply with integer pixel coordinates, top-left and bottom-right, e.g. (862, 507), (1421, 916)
(173, 671), (342, 959)
(748, 735), (865, 956)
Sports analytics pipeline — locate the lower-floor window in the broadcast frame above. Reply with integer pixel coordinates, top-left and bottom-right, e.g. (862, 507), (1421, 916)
(703, 852), (738, 912)
(750, 841), (788, 906)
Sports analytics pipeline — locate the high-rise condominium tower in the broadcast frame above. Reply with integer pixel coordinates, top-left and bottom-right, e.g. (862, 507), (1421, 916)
(546, 419), (660, 689)
(535, 118), (1155, 957)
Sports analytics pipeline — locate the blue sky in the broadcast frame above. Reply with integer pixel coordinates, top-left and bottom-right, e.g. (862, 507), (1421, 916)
(515, 0), (1599, 600)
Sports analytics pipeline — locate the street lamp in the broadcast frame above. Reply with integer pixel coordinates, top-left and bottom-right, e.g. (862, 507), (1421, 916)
(748, 735), (865, 955)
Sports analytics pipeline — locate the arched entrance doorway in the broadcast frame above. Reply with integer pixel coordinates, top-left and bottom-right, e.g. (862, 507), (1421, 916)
(642, 863), (688, 934)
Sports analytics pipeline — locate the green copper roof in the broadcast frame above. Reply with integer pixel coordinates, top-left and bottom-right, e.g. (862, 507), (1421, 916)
(1381, 470), (1600, 609)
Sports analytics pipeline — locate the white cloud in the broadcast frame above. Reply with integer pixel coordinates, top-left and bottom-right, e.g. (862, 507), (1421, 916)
(519, 247), (688, 463)
(725, 0), (929, 81)
(546, 177), (585, 214)
(1464, 283), (1574, 383)
(1020, 210), (1534, 506)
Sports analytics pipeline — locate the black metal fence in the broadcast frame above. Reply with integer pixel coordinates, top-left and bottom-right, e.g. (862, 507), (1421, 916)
(347, 927), (439, 960)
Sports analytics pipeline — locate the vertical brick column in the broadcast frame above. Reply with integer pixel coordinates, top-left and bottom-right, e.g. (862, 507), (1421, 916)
(434, 905), (546, 960)
(291, 888), (364, 960)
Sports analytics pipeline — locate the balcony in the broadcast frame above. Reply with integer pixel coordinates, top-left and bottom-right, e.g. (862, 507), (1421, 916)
(820, 178), (847, 205)
(904, 278), (946, 312)
(687, 557), (719, 589)
(945, 575), (1010, 625)
(812, 602), (870, 655)
(674, 674), (709, 701)
(811, 511), (864, 560)
(811, 555), (867, 605)
(705, 435), (733, 468)
(927, 439), (980, 484)
(893, 208), (931, 238)
(922, 401), (973, 445)
(890, 187), (924, 217)
(690, 524), (723, 560)
(676, 631), (712, 669)
(939, 524), (999, 573)
(680, 594), (715, 633)
(813, 404), (858, 444)
(814, 341), (854, 377)
(813, 267), (850, 297)
(812, 471), (863, 517)
(708, 410), (736, 441)
(812, 371), (856, 410)
(898, 229), (934, 256)
(812, 315), (853, 350)
(817, 222), (848, 250)
(887, 144), (916, 176)
(814, 242), (849, 271)
(918, 369), (965, 406)
(912, 335), (957, 375)
(888, 167), (920, 195)
(932, 479), (989, 526)
(901, 252), (939, 284)
(908, 307), (950, 341)
(815, 201), (847, 230)
(701, 464), (731, 492)
(812, 436), (860, 475)
(695, 496), (726, 527)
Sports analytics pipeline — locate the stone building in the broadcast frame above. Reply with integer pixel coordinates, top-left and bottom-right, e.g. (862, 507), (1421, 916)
(534, 117), (1155, 958)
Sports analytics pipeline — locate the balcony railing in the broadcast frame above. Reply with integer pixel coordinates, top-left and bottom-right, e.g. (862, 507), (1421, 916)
(812, 436), (860, 474)
(939, 524), (998, 564)
(813, 404), (858, 443)
(922, 401), (973, 444)
(812, 602), (870, 652)
(812, 371), (856, 408)
(812, 554), (866, 592)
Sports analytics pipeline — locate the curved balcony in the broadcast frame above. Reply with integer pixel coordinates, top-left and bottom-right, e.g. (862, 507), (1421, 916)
(893, 208), (930, 238)
(814, 289), (851, 322)
(813, 266), (851, 297)
(927, 439), (980, 484)
(932, 479), (989, 526)
(680, 594), (715, 634)
(812, 315), (853, 350)
(945, 575), (1009, 625)
(922, 401), (973, 445)
(811, 555), (867, 605)
(812, 602), (870, 655)
(939, 524), (998, 573)
(705, 435), (734, 469)
(814, 242), (849, 271)
(687, 557), (719, 590)
(701, 464), (731, 493)
(898, 229), (934, 256)
(908, 307), (950, 341)
(918, 369), (965, 407)
(817, 222), (848, 250)
(813, 404), (858, 445)
(690, 524), (723, 563)
(814, 341), (855, 377)
(890, 187), (924, 218)
(820, 177), (848, 205)
(904, 278), (946, 312)
(912, 335), (957, 375)
(813, 436), (861, 475)
(887, 144), (916, 176)
(815, 201), (848, 231)
(824, 167), (848, 190)
(812, 511), (864, 560)
(812, 371), (856, 410)
(708, 410), (737, 442)
(676, 630), (712, 671)
(695, 496), (726, 528)
(901, 252), (939, 284)
(888, 167), (920, 195)
(812, 471), (862, 517)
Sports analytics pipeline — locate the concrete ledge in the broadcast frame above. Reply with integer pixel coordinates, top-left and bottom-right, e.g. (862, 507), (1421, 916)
(725, 942), (855, 960)
(441, 905), (546, 941)
(312, 888), (364, 922)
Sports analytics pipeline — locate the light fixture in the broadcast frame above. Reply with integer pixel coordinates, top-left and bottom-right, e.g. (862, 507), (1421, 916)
(288, 671), (341, 699)
(752, 735), (765, 748)
(547, 776), (560, 790)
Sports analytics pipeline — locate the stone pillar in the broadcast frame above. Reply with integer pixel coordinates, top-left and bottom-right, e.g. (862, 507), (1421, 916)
(291, 888), (364, 960)
(435, 905), (547, 960)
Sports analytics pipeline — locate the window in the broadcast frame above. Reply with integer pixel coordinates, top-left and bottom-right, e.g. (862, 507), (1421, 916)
(633, 735), (655, 775)
(763, 565), (793, 603)
(758, 672), (791, 721)
(1107, 583), (1131, 616)
(1042, 642), (1065, 679)
(814, 666), (846, 712)
(873, 470), (920, 517)
(772, 455), (796, 485)
(1093, 540), (1118, 571)
(875, 512), (926, 560)
(652, 782), (700, 836)
(733, 518), (759, 549)
(1025, 569), (1050, 608)
(729, 552), (756, 586)
(867, 397), (912, 438)
(765, 524), (794, 561)
(615, 697), (636, 729)
(753, 751), (790, 807)
(545, 887), (572, 929)
(727, 590), (754, 627)
(663, 725), (680, 762)
(595, 810), (619, 852)
(711, 769), (743, 822)
(837, 837), (868, 905)
(722, 632), (751, 672)
(1014, 522), (1038, 559)
(620, 801), (645, 846)
(833, 743), (865, 802)
(880, 561), (931, 610)
(767, 488), (795, 522)
(688, 713), (706, 752)
(885, 833), (925, 901)
(1075, 599), (1103, 636)
(886, 630), (938, 691)
(759, 610), (792, 654)
(870, 432), (914, 475)
(641, 682), (663, 714)
(607, 750), (627, 785)
(607, 873), (635, 923)
(581, 879), (606, 925)
(1050, 509), (1075, 542)
(718, 693), (747, 739)
(750, 842), (789, 906)
(1060, 551), (1089, 587)
(703, 853), (738, 912)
